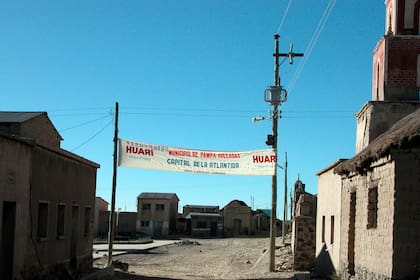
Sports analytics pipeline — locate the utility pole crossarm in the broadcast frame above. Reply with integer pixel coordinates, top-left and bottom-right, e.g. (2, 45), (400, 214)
(266, 34), (304, 273)
(277, 42), (304, 65)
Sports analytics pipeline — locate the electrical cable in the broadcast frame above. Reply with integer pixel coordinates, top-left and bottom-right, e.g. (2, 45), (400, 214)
(287, 0), (336, 93)
(59, 115), (112, 132)
(71, 119), (113, 151)
(276, 0), (293, 34)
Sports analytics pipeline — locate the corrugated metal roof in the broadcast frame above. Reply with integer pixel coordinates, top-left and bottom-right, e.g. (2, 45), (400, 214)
(260, 209), (272, 217)
(183, 204), (219, 209)
(185, 212), (222, 219)
(137, 192), (179, 200)
(0, 112), (45, 123)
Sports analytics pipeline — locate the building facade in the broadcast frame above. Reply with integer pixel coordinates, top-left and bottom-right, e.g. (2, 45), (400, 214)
(94, 197), (109, 238)
(315, 160), (346, 277)
(182, 205), (222, 237)
(316, 1), (420, 278)
(0, 112), (99, 280)
(137, 192), (179, 237)
(335, 109), (420, 279)
(222, 200), (254, 236)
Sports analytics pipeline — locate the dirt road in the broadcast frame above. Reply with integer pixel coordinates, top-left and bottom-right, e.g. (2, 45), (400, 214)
(93, 237), (309, 280)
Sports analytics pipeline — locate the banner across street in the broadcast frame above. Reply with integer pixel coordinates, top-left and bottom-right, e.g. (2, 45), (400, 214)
(118, 138), (276, 176)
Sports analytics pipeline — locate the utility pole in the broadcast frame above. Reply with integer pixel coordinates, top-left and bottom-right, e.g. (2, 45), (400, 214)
(107, 102), (119, 266)
(267, 34), (280, 272)
(265, 34), (303, 272)
(282, 152), (288, 244)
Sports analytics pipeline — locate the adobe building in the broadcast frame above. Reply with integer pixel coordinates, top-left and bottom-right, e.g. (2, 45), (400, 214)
(316, 1), (420, 279)
(93, 197), (137, 240)
(94, 197), (109, 238)
(182, 205), (222, 237)
(315, 159), (346, 277)
(0, 112), (99, 280)
(336, 109), (420, 280)
(221, 200), (254, 236)
(136, 192), (179, 237)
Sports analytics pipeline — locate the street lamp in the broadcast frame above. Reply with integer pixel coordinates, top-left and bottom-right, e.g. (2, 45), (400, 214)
(257, 34), (303, 272)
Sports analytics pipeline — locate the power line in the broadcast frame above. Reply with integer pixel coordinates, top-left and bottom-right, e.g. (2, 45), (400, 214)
(121, 106), (264, 114)
(59, 115), (112, 132)
(287, 0), (336, 93)
(71, 119), (113, 152)
(276, 0), (293, 34)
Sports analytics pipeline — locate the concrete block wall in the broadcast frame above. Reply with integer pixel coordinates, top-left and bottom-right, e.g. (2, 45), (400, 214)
(339, 157), (395, 279)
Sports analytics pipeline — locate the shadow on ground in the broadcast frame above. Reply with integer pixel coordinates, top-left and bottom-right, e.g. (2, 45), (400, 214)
(114, 271), (310, 280)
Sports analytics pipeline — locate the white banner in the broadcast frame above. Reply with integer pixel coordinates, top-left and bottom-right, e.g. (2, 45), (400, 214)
(118, 138), (276, 176)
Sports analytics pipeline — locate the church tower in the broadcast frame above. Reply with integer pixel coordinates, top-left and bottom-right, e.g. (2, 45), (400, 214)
(355, 1), (420, 153)
(372, 0), (420, 101)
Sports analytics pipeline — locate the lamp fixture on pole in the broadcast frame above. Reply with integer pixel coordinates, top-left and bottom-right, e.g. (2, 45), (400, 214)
(264, 34), (303, 272)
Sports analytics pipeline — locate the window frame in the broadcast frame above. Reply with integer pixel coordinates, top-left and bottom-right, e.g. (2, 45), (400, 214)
(155, 204), (165, 211)
(84, 206), (91, 237)
(142, 203), (151, 210)
(367, 181), (379, 229)
(37, 201), (49, 241)
(56, 203), (66, 239)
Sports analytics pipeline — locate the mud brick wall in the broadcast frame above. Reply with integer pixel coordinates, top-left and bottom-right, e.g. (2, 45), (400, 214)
(339, 157), (394, 279)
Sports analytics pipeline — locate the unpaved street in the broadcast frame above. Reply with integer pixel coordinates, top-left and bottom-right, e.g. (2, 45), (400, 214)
(94, 237), (308, 280)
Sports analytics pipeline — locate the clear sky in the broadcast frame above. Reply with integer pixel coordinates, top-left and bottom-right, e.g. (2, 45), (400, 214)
(1, 1), (385, 214)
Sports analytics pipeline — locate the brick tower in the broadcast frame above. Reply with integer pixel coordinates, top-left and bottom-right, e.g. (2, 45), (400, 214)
(372, 0), (420, 101)
(355, 0), (420, 153)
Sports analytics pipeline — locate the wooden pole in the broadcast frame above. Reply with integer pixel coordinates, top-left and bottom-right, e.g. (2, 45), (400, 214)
(107, 102), (119, 266)
(282, 152), (288, 244)
(269, 34), (280, 272)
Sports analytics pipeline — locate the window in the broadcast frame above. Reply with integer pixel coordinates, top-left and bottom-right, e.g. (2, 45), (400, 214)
(84, 207), (91, 236)
(38, 202), (49, 239)
(367, 184), (378, 229)
(142, 203), (151, 210)
(141, 221), (150, 227)
(156, 204), (165, 211)
(57, 204), (65, 238)
(330, 215), (335, 244)
(321, 216), (325, 243)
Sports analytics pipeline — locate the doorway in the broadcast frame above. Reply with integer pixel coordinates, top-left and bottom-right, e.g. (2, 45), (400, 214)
(153, 221), (163, 237)
(348, 192), (356, 276)
(1, 201), (16, 280)
(233, 219), (241, 236)
(210, 222), (217, 236)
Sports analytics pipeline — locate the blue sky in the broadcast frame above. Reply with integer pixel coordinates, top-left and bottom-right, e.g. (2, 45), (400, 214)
(1, 1), (385, 214)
